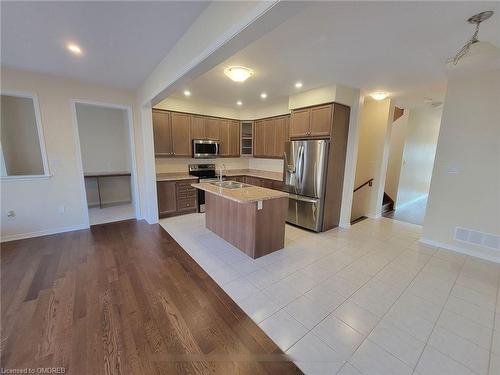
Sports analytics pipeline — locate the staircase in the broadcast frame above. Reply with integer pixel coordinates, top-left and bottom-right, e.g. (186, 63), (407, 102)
(382, 193), (394, 215)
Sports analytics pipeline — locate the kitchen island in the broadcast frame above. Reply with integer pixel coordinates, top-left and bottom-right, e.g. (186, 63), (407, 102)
(192, 181), (288, 259)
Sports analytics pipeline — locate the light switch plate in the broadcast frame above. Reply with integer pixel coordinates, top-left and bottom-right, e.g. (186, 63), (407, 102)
(257, 201), (263, 210)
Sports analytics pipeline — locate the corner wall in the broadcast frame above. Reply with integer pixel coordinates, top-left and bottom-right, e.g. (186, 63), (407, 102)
(351, 98), (393, 220)
(422, 69), (500, 262)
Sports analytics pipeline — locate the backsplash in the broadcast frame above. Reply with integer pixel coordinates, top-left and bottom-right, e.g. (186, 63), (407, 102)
(155, 157), (283, 174)
(155, 157), (248, 173)
(248, 158), (283, 172)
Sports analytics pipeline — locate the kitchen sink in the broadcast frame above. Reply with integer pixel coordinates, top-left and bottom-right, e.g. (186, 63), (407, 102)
(210, 181), (250, 189)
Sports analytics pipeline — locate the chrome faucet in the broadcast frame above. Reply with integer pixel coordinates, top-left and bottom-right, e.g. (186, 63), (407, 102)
(218, 163), (225, 184)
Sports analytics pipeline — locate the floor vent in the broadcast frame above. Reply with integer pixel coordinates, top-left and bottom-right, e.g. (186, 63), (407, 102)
(454, 227), (500, 250)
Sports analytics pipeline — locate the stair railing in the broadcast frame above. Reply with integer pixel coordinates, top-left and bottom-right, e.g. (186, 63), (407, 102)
(353, 178), (374, 193)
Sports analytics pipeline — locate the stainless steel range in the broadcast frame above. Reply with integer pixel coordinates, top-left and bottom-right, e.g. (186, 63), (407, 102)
(188, 164), (218, 212)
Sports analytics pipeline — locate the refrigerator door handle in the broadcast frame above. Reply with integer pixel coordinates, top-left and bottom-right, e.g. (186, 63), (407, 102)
(288, 194), (319, 203)
(285, 151), (295, 173)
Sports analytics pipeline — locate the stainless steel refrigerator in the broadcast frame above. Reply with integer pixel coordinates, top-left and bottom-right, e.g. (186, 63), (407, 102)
(282, 139), (330, 232)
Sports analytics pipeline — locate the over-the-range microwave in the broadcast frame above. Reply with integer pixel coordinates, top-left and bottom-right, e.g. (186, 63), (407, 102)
(192, 139), (219, 159)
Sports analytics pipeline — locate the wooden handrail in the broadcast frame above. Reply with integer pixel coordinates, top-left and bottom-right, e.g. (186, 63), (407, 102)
(353, 178), (373, 193)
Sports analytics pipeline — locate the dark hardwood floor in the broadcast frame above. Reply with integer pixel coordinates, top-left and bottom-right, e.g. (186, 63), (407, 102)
(0, 220), (301, 374)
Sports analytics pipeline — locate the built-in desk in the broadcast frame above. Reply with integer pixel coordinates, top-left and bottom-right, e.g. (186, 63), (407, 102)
(84, 172), (131, 208)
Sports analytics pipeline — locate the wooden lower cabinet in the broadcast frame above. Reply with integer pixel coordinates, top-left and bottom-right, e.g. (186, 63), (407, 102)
(157, 179), (198, 218)
(229, 175), (283, 191)
(157, 181), (177, 216)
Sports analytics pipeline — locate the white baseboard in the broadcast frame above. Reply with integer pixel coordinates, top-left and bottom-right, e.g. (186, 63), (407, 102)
(419, 237), (500, 264)
(0, 223), (89, 243)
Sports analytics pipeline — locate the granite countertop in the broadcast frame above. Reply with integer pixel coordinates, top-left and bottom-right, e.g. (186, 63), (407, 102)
(221, 169), (283, 182)
(191, 182), (288, 203)
(156, 173), (198, 182)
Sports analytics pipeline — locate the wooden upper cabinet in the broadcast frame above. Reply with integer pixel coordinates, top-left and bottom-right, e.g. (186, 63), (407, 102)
(253, 120), (265, 157)
(229, 120), (240, 156)
(290, 104), (333, 138)
(264, 118), (276, 157)
(274, 116), (289, 158)
(152, 110), (172, 155)
(290, 108), (310, 138)
(310, 104), (333, 137)
(218, 119), (230, 156)
(191, 115), (206, 139)
(205, 117), (220, 140)
(171, 112), (191, 156)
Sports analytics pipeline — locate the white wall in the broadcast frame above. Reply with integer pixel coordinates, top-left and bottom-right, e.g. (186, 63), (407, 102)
(396, 106), (441, 208)
(76, 103), (131, 173)
(154, 97), (240, 119)
(384, 111), (408, 201)
(422, 69), (500, 261)
(0, 67), (144, 241)
(351, 98), (393, 220)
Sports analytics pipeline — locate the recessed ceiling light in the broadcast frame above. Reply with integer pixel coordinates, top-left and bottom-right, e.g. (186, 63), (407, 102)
(183, 90), (191, 97)
(371, 92), (389, 100)
(236, 101), (243, 106)
(67, 43), (82, 55)
(224, 66), (254, 82)
(295, 82), (303, 88)
(260, 92), (267, 99)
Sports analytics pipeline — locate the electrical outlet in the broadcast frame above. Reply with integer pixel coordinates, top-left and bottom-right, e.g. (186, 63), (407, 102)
(7, 210), (15, 220)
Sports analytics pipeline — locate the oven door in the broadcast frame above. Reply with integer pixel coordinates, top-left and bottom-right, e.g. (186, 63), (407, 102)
(193, 140), (219, 158)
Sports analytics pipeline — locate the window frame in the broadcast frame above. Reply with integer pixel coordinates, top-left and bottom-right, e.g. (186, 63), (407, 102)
(0, 90), (51, 180)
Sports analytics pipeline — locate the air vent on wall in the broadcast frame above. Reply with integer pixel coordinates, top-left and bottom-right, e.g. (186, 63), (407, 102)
(454, 227), (500, 250)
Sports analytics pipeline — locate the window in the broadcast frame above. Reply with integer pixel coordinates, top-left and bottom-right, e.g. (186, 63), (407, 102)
(0, 93), (49, 178)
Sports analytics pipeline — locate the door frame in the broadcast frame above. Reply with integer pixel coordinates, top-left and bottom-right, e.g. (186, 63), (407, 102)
(70, 99), (140, 227)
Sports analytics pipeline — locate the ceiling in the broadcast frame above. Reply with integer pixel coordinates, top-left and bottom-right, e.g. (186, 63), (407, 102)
(170, 1), (500, 108)
(1, 1), (209, 89)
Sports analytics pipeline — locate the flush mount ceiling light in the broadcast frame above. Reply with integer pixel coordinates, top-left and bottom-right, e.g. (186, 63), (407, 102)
(67, 43), (82, 55)
(295, 81), (303, 88)
(236, 100), (243, 106)
(183, 90), (191, 97)
(224, 66), (254, 82)
(371, 92), (389, 100)
(260, 92), (267, 99)
(448, 10), (494, 65)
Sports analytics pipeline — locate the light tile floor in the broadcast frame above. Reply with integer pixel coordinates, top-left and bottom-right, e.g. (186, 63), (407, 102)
(160, 213), (500, 375)
(88, 203), (135, 225)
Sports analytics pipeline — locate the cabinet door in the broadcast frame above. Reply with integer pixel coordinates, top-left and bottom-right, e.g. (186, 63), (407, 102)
(274, 116), (289, 158)
(290, 108), (310, 138)
(171, 112), (191, 156)
(229, 120), (240, 156)
(218, 119), (230, 156)
(253, 120), (265, 157)
(310, 104), (332, 137)
(264, 118), (276, 157)
(152, 110), (172, 155)
(205, 117), (220, 140)
(191, 115), (206, 139)
(157, 181), (177, 216)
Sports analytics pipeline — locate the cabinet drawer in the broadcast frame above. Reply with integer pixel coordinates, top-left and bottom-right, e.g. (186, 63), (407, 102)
(177, 191), (197, 200)
(177, 198), (196, 211)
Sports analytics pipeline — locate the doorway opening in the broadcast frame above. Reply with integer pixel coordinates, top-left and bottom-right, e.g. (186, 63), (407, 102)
(382, 105), (442, 225)
(74, 102), (138, 225)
